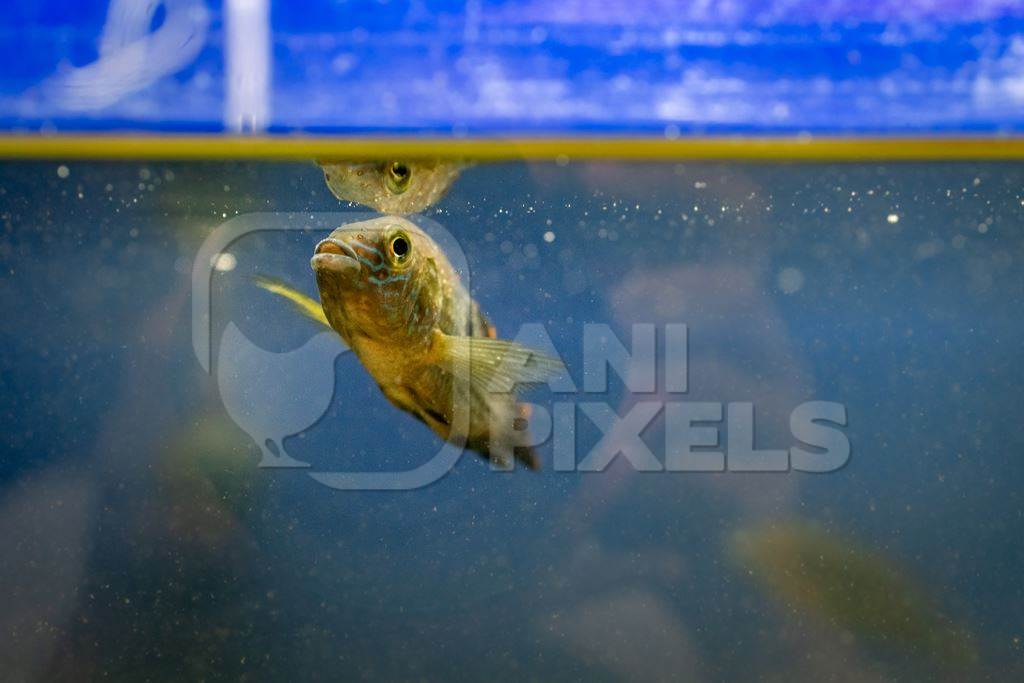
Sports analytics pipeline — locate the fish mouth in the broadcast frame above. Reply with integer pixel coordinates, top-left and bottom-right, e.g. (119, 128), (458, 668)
(311, 238), (360, 274)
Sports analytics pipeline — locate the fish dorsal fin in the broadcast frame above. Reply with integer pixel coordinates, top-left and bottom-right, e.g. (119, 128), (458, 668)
(433, 331), (564, 394)
(253, 276), (331, 329)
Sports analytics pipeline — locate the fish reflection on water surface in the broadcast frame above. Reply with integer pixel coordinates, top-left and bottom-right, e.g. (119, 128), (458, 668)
(318, 159), (466, 214)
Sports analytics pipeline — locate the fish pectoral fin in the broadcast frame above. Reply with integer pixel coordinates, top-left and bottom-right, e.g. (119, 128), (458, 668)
(432, 331), (565, 394)
(253, 276), (331, 329)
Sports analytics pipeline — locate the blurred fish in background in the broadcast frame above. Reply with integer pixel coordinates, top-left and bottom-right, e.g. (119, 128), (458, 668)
(729, 520), (978, 671)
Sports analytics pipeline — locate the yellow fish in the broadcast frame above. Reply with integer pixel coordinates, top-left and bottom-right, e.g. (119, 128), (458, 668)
(257, 215), (560, 469)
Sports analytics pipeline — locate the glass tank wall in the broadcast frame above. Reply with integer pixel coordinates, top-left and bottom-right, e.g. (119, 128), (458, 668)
(1, 159), (1021, 681)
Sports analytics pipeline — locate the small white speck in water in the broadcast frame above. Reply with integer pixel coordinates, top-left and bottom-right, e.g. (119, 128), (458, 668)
(56, 165), (69, 179)
(887, 213), (900, 224)
(543, 231), (555, 243)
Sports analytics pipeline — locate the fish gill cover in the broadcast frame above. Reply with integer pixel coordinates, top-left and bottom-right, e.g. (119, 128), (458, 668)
(1, 0), (1023, 134)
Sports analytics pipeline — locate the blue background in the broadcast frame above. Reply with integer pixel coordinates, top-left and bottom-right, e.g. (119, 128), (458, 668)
(3, 0), (1024, 134)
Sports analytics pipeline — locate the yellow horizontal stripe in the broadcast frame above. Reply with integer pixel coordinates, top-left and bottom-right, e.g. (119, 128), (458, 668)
(0, 134), (1022, 161)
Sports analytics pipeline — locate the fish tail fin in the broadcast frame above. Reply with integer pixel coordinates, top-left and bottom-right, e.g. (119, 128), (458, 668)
(252, 276), (331, 329)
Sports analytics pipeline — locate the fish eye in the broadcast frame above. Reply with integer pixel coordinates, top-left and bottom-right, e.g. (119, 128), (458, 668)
(389, 232), (411, 263)
(384, 162), (412, 194)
